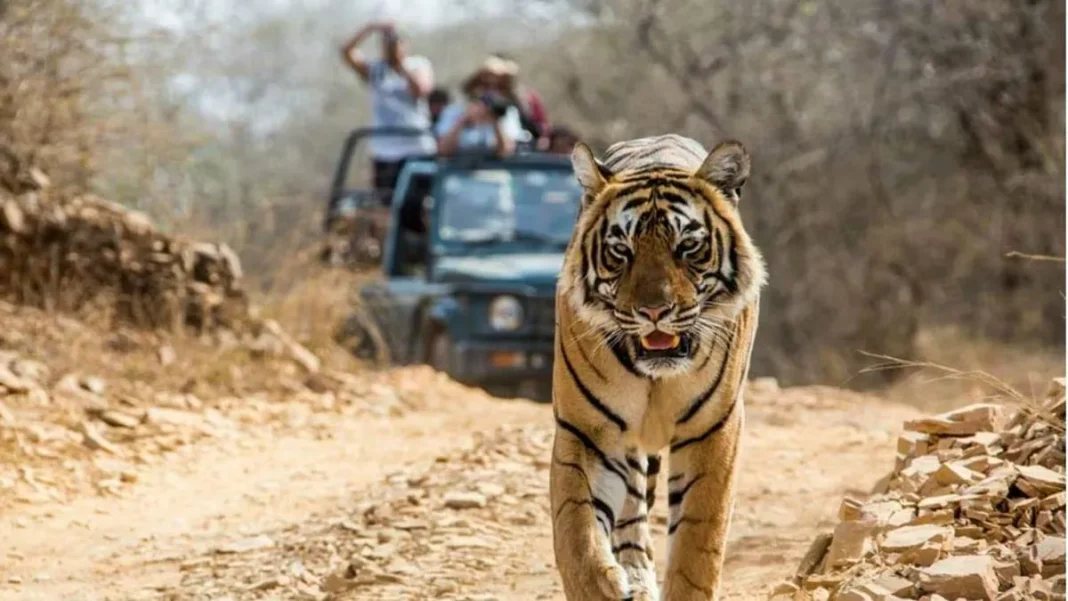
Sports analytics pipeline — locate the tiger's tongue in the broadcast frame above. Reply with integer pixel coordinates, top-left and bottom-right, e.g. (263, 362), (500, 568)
(640, 331), (680, 351)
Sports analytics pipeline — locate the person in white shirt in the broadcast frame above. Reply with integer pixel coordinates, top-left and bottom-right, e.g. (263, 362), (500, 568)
(434, 58), (528, 158)
(340, 21), (436, 205)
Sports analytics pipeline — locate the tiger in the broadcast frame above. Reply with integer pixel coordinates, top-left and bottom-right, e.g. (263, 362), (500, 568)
(550, 133), (767, 600)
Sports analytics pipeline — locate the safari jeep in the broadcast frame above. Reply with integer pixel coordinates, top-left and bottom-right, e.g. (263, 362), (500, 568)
(340, 149), (582, 402)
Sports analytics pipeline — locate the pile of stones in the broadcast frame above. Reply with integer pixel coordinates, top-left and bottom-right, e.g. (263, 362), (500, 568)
(777, 378), (1066, 601)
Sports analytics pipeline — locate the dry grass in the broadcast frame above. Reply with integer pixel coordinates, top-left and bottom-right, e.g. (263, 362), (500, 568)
(249, 244), (383, 373)
(861, 349), (1064, 432)
(1004, 251), (1067, 263)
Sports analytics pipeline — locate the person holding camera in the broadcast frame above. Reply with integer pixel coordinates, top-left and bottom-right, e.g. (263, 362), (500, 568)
(340, 21), (436, 204)
(489, 52), (549, 143)
(434, 58), (527, 158)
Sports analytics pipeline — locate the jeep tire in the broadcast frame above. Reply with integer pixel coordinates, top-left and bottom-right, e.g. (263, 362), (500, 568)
(428, 330), (452, 377)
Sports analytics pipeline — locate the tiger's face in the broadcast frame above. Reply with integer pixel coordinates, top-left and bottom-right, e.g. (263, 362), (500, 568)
(562, 140), (766, 379)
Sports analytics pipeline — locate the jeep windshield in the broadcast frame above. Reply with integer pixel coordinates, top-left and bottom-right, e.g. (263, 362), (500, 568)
(436, 167), (582, 252)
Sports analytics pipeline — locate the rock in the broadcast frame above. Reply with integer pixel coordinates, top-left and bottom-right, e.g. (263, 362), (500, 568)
(905, 404), (1007, 436)
(444, 535), (494, 549)
(9, 359), (47, 382)
(993, 559), (1021, 586)
(144, 407), (201, 428)
(322, 572), (356, 594)
(1036, 536), (1066, 572)
(919, 555), (1000, 600)
(868, 574), (915, 597)
(247, 576), (289, 591)
(840, 497), (865, 522)
(262, 320), (321, 374)
(796, 532), (833, 577)
(932, 462), (982, 486)
(899, 431), (931, 458)
(900, 541), (943, 566)
(834, 591), (873, 601)
(215, 534), (275, 554)
(0, 365), (33, 393)
(1017, 465), (1065, 498)
(444, 491), (487, 510)
(79, 422), (118, 454)
(157, 345), (177, 367)
(882, 524), (953, 552)
(98, 410), (141, 429)
(1018, 545), (1043, 576)
(475, 482), (506, 498)
(80, 376), (106, 395)
(769, 580), (800, 598)
(824, 517), (877, 568)
(1, 198), (26, 233)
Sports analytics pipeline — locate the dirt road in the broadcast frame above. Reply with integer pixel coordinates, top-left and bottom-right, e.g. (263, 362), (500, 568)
(0, 374), (924, 601)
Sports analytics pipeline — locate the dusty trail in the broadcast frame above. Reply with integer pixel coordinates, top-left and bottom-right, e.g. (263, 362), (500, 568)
(1, 379), (922, 601)
(0, 396), (548, 600)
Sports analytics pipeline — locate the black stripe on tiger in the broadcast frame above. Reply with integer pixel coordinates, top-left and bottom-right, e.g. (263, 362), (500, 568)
(552, 459), (611, 535)
(622, 196), (652, 212)
(612, 542), (646, 555)
(668, 474), (704, 507)
(668, 515), (712, 536)
(560, 340), (628, 431)
(646, 454), (661, 510)
(608, 337), (643, 378)
(669, 395), (739, 453)
(555, 417), (644, 500)
(615, 515), (647, 530)
(647, 455), (662, 477)
(591, 496), (616, 534)
(626, 456), (644, 472)
(676, 330), (735, 425)
(572, 333), (607, 382)
(695, 338), (720, 372)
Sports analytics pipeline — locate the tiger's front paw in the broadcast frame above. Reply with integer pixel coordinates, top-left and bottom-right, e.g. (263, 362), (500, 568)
(624, 565), (659, 601)
(595, 562), (630, 599)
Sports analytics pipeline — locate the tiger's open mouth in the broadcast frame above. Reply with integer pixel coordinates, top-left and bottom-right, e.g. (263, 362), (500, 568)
(635, 331), (693, 359)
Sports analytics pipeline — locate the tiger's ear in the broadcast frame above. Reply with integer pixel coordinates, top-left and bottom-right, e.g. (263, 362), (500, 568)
(694, 140), (751, 203)
(571, 142), (612, 201)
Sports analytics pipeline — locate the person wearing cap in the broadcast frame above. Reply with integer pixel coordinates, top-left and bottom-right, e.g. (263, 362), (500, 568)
(490, 52), (549, 143)
(340, 21), (436, 205)
(434, 58), (527, 158)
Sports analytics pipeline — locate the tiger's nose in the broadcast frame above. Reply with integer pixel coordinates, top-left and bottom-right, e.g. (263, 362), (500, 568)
(636, 303), (673, 321)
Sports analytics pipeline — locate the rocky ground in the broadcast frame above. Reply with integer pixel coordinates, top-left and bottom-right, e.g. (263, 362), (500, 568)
(0, 300), (931, 601)
(776, 381), (1066, 601)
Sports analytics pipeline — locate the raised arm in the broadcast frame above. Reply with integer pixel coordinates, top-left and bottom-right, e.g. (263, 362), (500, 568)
(388, 47), (432, 98)
(340, 23), (383, 82)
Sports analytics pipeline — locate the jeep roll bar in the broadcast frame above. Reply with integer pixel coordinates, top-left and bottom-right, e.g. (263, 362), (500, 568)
(328, 127), (547, 204)
(327, 126), (432, 207)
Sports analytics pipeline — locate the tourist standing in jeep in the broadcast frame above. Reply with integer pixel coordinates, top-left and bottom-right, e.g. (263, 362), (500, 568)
(434, 59), (527, 158)
(340, 21), (436, 206)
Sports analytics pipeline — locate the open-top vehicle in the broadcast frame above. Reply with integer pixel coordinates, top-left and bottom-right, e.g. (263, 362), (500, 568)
(336, 143), (582, 401)
(321, 127), (431, 268)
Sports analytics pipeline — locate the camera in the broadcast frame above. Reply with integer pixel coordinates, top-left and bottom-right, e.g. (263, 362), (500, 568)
(383, 29), (399, 45)
(479, 93), (510, 118)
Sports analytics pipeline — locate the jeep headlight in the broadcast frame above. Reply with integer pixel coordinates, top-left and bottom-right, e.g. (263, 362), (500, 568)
(489, 295), (523, 331)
